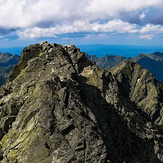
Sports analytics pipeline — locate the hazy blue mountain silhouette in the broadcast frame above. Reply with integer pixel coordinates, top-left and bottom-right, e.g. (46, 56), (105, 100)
(87, 52), (163, 82)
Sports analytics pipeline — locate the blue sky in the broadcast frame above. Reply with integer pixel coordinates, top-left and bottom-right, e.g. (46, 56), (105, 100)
(0, 0), (163, 47)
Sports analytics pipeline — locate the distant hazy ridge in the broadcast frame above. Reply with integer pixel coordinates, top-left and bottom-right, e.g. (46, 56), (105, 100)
(0, 52), (20, 86)
(87, 52), (163, 82)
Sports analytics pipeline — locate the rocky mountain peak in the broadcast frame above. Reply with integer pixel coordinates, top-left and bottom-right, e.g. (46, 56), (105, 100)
(6, 42), (91, 84)
(0, 52), (13, 61)
(109, 60), (163, 124)
(1, 42), (163, 162)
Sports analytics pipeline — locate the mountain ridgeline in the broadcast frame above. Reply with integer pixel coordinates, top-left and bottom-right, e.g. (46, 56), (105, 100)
(1, 42), (163, 162)
(87, 52), (163, 82)
(0, 52), (20, 87)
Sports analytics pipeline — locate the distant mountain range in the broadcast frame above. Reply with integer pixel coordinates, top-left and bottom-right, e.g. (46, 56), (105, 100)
(0, 52), (20, 86)
(87, 52), (163, 82)
(1, 49), (163, 88)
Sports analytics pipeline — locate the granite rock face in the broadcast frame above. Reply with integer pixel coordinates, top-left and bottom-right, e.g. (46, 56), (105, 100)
(0, 42), (163, 162)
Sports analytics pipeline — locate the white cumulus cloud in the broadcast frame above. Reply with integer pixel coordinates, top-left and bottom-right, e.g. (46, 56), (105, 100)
(0, 0), (163, 29)
(17, 19), (138, 39)
(0, 0), (163, 40)
(139, 24), (163, 33)
(139, 13), (146, 21)
(140, 35), (154, 40)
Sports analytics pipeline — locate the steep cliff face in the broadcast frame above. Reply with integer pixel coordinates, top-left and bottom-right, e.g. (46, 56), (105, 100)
(0, 42), (163, 163)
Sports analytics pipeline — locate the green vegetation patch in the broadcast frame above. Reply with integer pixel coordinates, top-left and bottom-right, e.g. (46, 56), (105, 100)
(39, 52), (46, 58)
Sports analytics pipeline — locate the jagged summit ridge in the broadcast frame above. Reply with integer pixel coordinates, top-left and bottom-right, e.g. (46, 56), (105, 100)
(0, 42), (163, 162)
(6, 41), (91, 83)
